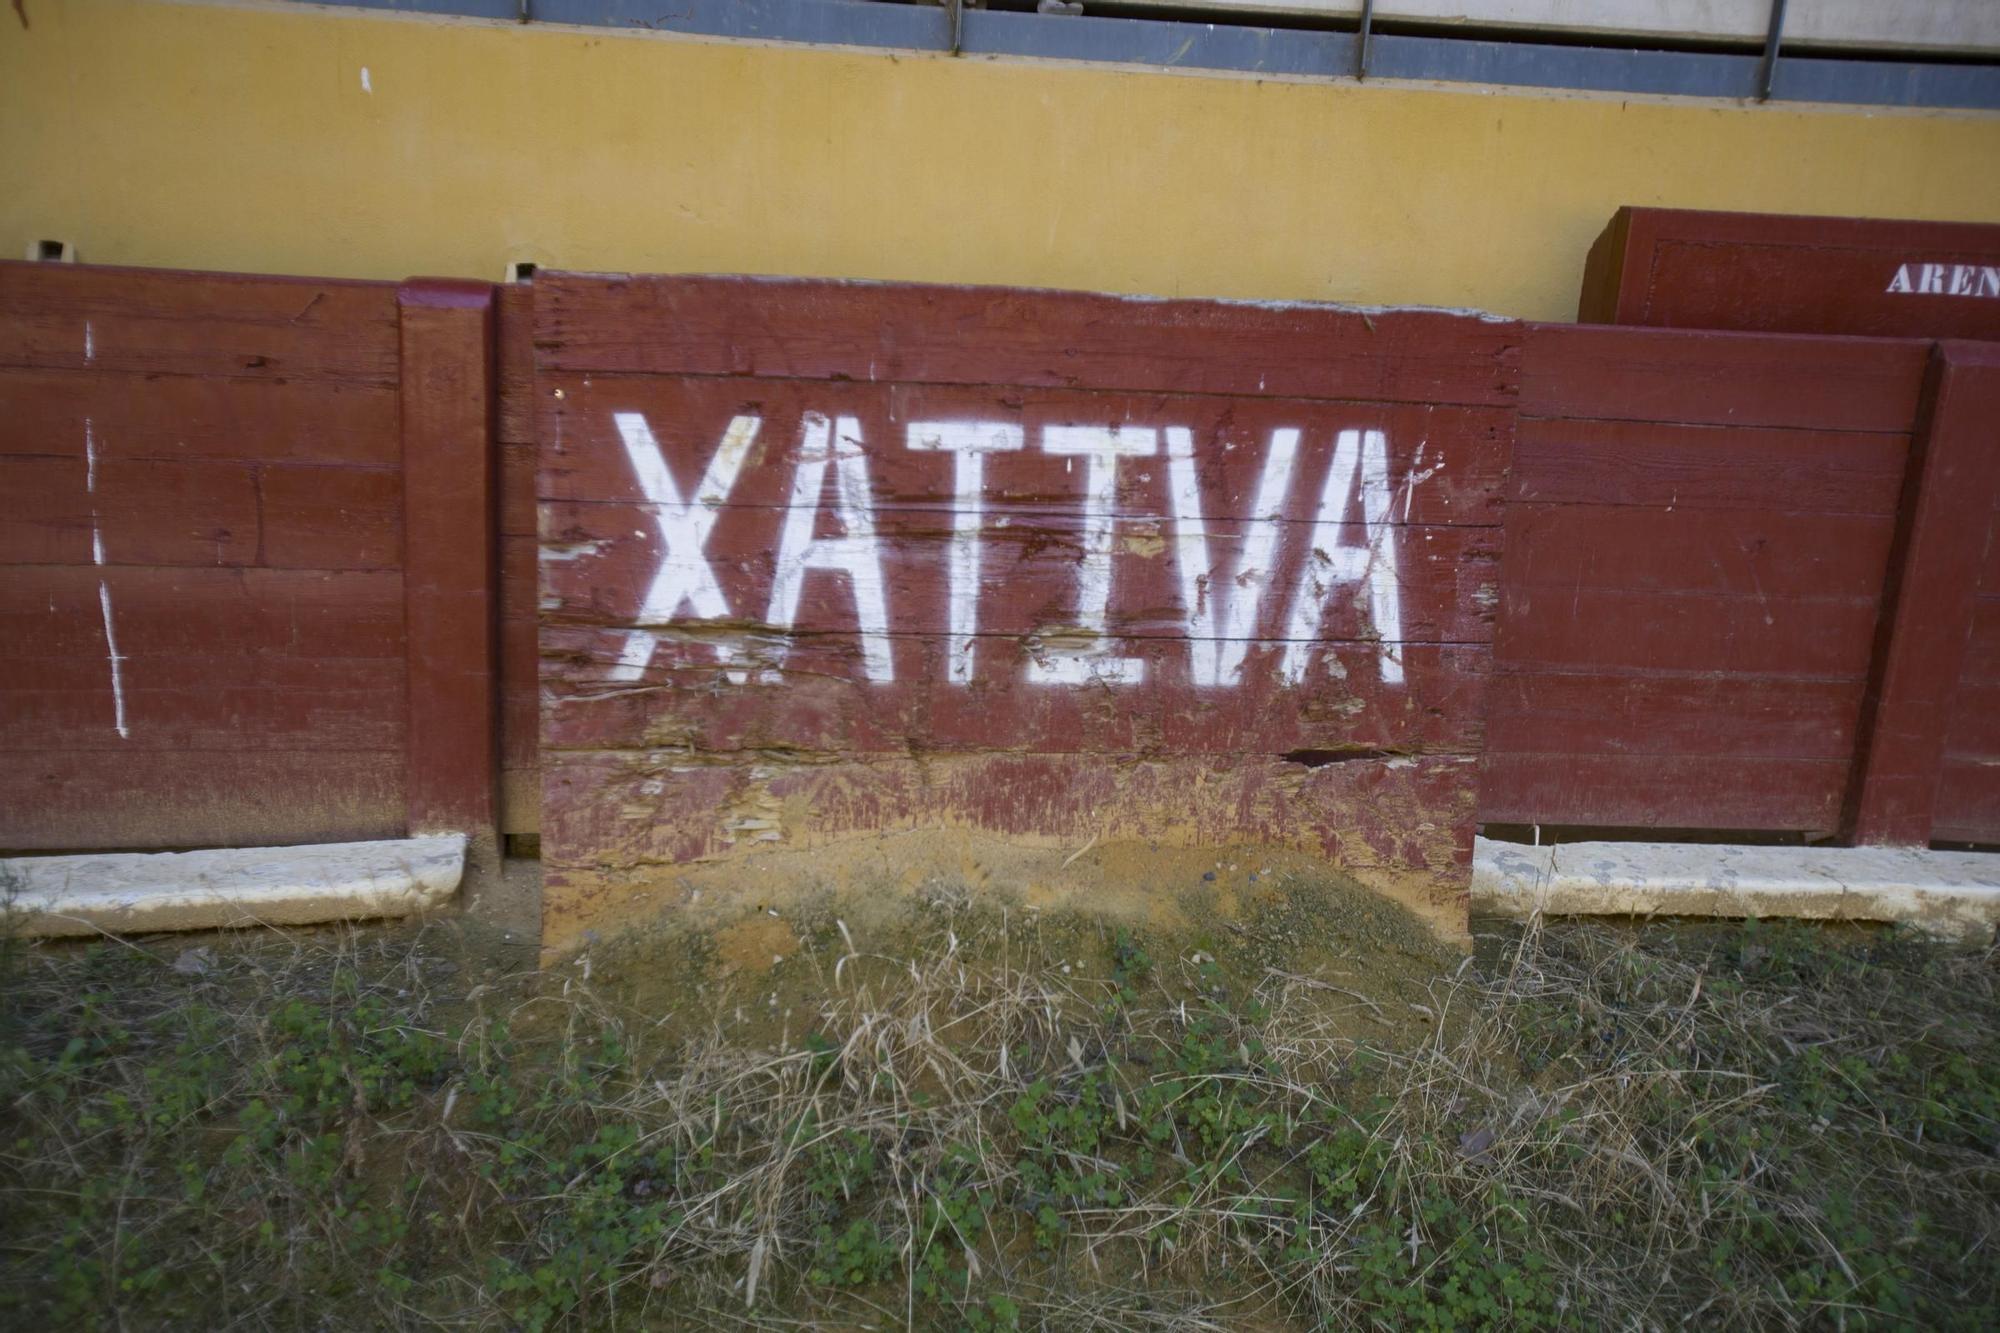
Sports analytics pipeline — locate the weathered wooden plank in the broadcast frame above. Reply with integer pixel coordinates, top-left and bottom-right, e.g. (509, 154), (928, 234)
(1846, 343), (2000, 845)
(1933, 757), (2000, 845)
(0, 750), (405, 852)
(542, 500), (1498, 646)
(1495, 586), (1881, 677)
(0, 367), (400, 466)
(536, 276), (1516, 948)
(1486, 670), (1863, 762)
(1479, 753), (1847, 833)
(500, 442), (538, 536)
(0, 456), (259, 567)
(1522, 323), (1927, 433)
(496, 282), (536, 445)
(0, 567), (404, 661)
(0, 261), (398, 385)
(542, 749), (1478, 874)
(537, 377), (1511, 526)
(537, 273), (1521, 406)
(399, 279), (498, 845)
(1510, 418), (1907, 516)
(0, 655), (404, 752)
(498, 529), (540, 836)
(542, 625), (1488, 755)
(1580, 207), (2000, 341)
(1503, 505), (1894, 598)
(259, 465), (402, 570)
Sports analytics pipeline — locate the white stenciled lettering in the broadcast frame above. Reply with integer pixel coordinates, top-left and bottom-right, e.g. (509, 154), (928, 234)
(765, 413), (895, 683)
(1888, 261), (2000, 299)
(907, 420), (1025, 684)
(1279, 429), (1404, 687)
(1028, 425), (1154, 686)
(606, 411), (759, 683)
(1167, 426), (1299, 687)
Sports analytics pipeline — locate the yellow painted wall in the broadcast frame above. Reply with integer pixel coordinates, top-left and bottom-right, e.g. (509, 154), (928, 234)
(4, 0), (1999, 321)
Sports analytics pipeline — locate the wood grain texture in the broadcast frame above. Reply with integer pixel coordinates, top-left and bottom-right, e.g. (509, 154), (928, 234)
(1510, 418), (1907, 515)
(1522, 324), (1926, 432)
(0, 750), (404, 852)
(536, 273), (1521, 405)
(543, 749), (1478, 867)
(1484, 320), (1927, 835)
(1582, 207), (2000, 341)
(1480, 752), (1847, 833)
(1853, 344), (2000, 844)
(0, 260), (398, 385)
(495, 286), (540, 833)
(399, 280), (498, 846)
(0, 367), (399, 465)
(543, 627), (1488, 756)
(537, 274), (1517, 946)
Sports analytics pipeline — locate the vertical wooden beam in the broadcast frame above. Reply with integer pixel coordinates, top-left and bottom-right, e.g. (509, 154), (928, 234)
(1844, 341), (2000, 845)
(399, 279), (499, 856)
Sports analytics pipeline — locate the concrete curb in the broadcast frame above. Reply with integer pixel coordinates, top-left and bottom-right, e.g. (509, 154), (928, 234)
(1473, 836), (2000, 942)
(1, 835), (467, 938)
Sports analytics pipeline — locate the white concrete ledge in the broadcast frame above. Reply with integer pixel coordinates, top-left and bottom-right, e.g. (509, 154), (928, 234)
(1, 835), (466, 939)
(1473, 837), (2000, 942)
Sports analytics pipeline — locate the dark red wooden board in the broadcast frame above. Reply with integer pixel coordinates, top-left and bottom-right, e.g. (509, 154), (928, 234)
(1481, 320), (1928, 836)
(0, 262), (412, 852)
(496, 286), (540, 833)
(1582, 207), (2000, 341)
(535, 273), (1518, 951)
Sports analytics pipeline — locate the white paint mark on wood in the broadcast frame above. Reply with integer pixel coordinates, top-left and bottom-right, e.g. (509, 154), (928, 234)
(907, 419), (1024, 684)
(607, 411), (759, 682)
(98, 582), (129, 740)
(764, 413), (894, 683)
(1029, 425), (1154, 686)
(82, 416), (129, 738)
(1280, 429), (1405, 686)
(360, 66), (372, 94)
(1167, 425), (1298, 688)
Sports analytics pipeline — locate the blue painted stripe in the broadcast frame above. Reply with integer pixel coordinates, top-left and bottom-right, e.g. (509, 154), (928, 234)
(304, 0), (2000, 111)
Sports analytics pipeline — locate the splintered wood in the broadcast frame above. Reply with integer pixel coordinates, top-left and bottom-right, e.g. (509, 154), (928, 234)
(534, 275), (1519, 951)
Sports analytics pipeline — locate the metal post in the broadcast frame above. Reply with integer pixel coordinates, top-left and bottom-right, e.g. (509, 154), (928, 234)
(1757, 0), (1788, 101)
(1356, 0), (1375, 80)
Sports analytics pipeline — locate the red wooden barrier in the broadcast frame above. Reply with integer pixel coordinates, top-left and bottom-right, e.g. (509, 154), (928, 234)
(1581, 207), (2000, 341)
(1564, 206), (2000, 848)
(1918, 345), (2000, 846)
(533, 274), (1519, 950)
(0, 262), (500, 856)
(1482, 323), (1929, 836)
(0, 262), (409, 850)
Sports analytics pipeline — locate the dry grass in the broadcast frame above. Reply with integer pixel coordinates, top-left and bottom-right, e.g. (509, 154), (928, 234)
(2, 889), (1996, 1330)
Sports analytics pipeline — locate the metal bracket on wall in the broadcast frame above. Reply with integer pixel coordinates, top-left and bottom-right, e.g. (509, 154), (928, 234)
(1757, 0), (1788, 101)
